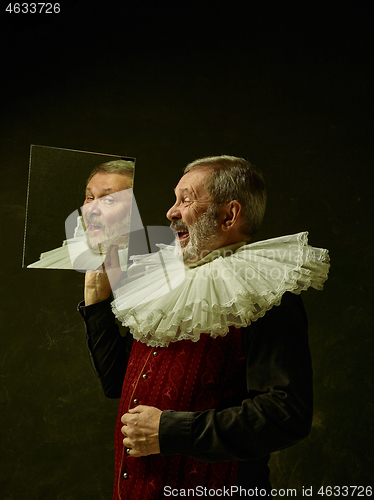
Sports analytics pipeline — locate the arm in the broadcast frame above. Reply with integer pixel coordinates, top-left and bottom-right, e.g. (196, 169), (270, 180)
(78, 297), (133, 398)
(159, 292), (313, 461)
(79, 246), (133, 398)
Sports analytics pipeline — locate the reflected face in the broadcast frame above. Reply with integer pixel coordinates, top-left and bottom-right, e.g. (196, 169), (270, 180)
(166, 168), (220, 263)
(82, 172), (132, 253)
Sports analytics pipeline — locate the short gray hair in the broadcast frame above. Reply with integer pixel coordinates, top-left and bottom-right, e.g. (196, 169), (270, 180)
(86, 159), (134, 186)
(184, 155), (266, 236)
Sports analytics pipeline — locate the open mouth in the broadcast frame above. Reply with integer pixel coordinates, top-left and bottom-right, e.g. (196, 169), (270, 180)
(177, 230), (189, 242)
(87, 223), (102, 232)
(170, 223), (190, 246)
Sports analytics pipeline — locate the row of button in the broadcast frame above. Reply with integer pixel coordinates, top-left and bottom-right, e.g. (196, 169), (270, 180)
(122, 351), (159, 479)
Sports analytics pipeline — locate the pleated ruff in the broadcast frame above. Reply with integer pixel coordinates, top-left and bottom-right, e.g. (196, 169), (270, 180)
(112, 232), (330, 347)
(27, 215), (128, 270)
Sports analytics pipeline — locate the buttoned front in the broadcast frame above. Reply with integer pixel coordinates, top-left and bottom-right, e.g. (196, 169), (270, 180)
(114, 329), (246, 500)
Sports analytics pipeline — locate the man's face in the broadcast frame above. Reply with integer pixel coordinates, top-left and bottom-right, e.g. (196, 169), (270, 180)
(166, 168), (221, 263)
(82, 172), (132, 253)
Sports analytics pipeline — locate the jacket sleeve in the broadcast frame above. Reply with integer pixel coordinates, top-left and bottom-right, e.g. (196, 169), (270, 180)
(159, 292), (313, 461)
(78, 297), (134, 399)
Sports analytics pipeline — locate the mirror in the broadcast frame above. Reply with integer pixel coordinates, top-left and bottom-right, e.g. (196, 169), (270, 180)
(23, 145), (140, 272)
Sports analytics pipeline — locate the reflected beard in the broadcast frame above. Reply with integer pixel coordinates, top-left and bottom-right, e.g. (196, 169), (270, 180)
(84, 215), (131, 254)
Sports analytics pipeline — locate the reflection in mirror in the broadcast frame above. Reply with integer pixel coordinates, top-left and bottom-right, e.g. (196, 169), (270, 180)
(24, 145), (139, 272)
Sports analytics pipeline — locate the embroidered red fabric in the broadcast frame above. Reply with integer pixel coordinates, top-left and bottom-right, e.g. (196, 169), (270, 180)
(114, 327), (245, 499)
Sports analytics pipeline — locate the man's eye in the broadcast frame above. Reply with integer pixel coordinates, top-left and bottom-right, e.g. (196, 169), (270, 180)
(102, 197), (115, 205)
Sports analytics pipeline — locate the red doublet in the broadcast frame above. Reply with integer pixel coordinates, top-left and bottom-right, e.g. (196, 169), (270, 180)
(114, 327), (245, 499)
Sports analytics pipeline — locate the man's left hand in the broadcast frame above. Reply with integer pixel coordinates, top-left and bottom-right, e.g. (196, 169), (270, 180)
(121, 405), (162, 457)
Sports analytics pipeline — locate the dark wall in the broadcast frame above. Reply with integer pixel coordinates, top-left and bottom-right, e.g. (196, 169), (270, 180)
(1, 2), (372, 498)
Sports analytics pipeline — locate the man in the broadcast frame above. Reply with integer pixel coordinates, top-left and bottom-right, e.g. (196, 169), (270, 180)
(82, 159), (134, 254)
(79, 156), (329, 499)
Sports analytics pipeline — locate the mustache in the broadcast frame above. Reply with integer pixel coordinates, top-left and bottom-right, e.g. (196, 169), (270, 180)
(170, 221), (189, 232)
(84, 214), (103, 227)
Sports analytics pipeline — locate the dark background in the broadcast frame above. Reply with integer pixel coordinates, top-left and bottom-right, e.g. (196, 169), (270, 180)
(0, 1), (372, 498)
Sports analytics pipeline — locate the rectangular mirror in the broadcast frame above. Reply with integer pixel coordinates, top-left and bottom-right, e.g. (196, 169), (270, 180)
(23, 145), (139, 272)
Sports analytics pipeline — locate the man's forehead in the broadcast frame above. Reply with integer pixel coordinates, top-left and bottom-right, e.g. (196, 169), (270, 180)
(86, 185), (117, 194)
(174, 186), (191, 194)
(175, 168), (211, 195)
(86, 172), (132, 193)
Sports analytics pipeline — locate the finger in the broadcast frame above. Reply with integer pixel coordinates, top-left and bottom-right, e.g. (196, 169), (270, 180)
(102, 245), (120, 271)
(93, 245), (118, 274)
(85, 269), (96, 275)
(121, 414), (135, 426)
(107, 245), (120, 267)
(122, 434), (134, 453)
(85, 269), (101, 280)
(123, 438), (132, 452)
(121, 424), (127, 437)
(128, 406), (143, 414)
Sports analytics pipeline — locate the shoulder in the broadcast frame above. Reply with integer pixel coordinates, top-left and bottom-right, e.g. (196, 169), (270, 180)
(241, 292), (309, 354)
(251, 292), (307, 332)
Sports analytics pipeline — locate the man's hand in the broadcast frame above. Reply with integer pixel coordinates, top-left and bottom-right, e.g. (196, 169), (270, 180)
(84, 245), (122, 305)
(121, 405), (162, 457)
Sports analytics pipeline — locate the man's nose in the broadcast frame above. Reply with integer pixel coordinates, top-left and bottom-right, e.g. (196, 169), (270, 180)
(83, 199), (101, 216)
(166, 203), (181, 221)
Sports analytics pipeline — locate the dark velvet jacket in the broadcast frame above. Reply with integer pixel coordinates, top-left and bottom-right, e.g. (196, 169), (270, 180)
(78, 291), (313, 498)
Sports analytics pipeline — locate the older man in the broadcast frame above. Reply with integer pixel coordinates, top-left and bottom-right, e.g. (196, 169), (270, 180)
(79, 156), (328, 499)
(82, 160), (134, 254)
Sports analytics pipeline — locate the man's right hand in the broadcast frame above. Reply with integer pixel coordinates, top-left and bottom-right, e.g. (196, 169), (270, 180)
(84, 245), (122, 306)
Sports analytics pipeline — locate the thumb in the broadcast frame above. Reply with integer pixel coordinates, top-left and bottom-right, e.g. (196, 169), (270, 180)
(103, 245), (123, 290)
(128, 406), (142, 414)
(103, 245), (120, 270)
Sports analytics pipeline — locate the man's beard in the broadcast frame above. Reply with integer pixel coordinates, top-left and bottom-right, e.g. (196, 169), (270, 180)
(84, 214), (131, 254)
(171, 205), (219, 263)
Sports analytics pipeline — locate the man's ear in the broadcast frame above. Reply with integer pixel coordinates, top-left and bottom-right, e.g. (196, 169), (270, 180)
(220, 200), (242, 232)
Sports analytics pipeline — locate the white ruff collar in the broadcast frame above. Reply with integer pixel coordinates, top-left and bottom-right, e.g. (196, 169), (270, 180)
(27, 216), (128, 271)
(111, 232), (330, 347)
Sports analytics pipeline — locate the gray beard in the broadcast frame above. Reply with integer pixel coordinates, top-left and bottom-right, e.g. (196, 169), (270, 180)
(179, 205), (219, 263)
(84, 215), (130, 254)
